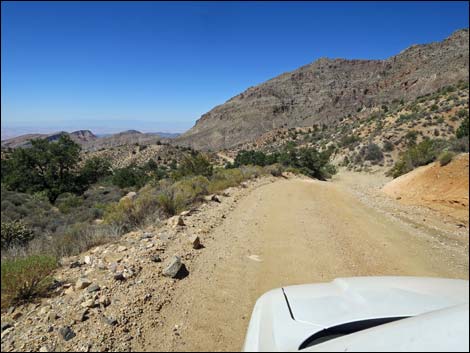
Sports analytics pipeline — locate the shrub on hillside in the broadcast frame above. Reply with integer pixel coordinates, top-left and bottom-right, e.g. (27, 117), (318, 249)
(172, 153), (213, 179)
(383, 140), (394, 152)
(111, 164), (149, 189)
(361, 143), (384, 163)
(456, 116), (469, 139)
(1, 255), (57, 308)
(1, 220), (35, 249)
(438, 151), (455, 166)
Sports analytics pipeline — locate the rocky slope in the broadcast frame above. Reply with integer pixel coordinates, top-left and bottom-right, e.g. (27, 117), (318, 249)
(175, 29), (469, 151)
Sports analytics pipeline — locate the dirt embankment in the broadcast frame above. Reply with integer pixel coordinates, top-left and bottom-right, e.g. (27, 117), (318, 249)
(382, 153), (469, 225)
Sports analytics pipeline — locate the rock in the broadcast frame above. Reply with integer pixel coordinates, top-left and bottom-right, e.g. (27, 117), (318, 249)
(1, 327), (14, 339)
(123, 269), (134, 279)
(240, 182), (248, 188)
(64, 286), (75, 295)
(120, 191), (137, 203)
(58, 326), (76, 341)
(102, 316), (117, 326)
(188, 234), (202, 249)
(7, 306), (15, 314)
(1, 322), (12, 331)
(76, 309), (89, 322)
(39, 346), (50, 352)
(83, 256), (93, 265)
(141, 232), (154, 239)
(180, 210), (191, 216)
(162, 256), (182, 278)
(75, 277), (92, 290)
(93, 219), (104, 225)
(12, 311), (22, 320)
(113, 272), (125, 281)
(98, 296), (111, 307)
(69, 261), (81, 269)
(47, 311), (58, 321)
(150, 254), (161, 263)
(39, 306), (50, 316)
(86, 283), (101, 293)
(109, 262), (118, 273)
(81, 299), (96, 308)
(168, 215), (185, 228)
(204, 194), (220, 202)
(117, 245), (128, 252)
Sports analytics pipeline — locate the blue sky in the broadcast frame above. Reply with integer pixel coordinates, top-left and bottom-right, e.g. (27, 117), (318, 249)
(1, 1), (469, 139)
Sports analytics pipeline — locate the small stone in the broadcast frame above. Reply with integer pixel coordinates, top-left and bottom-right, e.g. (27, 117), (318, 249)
(98, 296), (111, 307)
(109, 262), (118, 273)
(58, 326), (76, 341)
(47, 326), (54, 333)
(117, 245), (127, 252)
(7, 306), (15, 314)
(69, 261), (81, 268)
(83, 255), (93, 265)
(188, 234), (201, 249)
(168, 215), (185, 228)
(86, 283), (101, 293)
(1, 322), (12, 331)
(81, 299), (96, 308)
(47, 311), (58, 321)
(102, 316), (117, 326)
(162, 256), (182, 278)
(75, 277), (92, 290)
(141, 232), (153, 239)
(76, 308), (89, 322)
(180, 210), (191, 216)
(150, 254), (161, 263)
(114, 272), (125, 281)
(12, 311), (22, 320)
(64, 286), (75, 295)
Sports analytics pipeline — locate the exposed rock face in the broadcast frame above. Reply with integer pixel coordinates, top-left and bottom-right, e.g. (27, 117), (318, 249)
(175, 29), (469, 151)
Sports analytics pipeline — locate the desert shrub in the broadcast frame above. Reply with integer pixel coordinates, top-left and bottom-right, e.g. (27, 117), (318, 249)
(339, 135), (360, 147)
(55, 193), (84, 214)
(456, 116), (469, 138)
(233, 150), (268, 167)
(112, 164), (149, 189)
(388, 139), (441, 178)
(103, 198), (136, 229)
(208, 168), (245, 193)
(172, 153), (213, 179)
(1, 255), (57, 308)
(263, 163), (283, 177)
(383, 140), (394, 152)
(78, 156), (112, 186)
(397, 113), (418, 124)
(404, 131), (418, 146)
(438, 151), (455, 166)
(1, 220), (35, 249)
(449, 137), (470, 153)
(361, 143), (383, 163)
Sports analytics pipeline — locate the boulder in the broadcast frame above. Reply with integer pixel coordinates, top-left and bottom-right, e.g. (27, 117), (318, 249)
(86, 283), (100, 293)
(162, 256), (183, 278)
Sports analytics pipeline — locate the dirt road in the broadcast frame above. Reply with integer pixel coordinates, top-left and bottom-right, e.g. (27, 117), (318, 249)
(137, 176), (468, 352)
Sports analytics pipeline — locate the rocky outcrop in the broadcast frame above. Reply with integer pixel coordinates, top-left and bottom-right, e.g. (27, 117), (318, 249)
(175, 29), (469, 151)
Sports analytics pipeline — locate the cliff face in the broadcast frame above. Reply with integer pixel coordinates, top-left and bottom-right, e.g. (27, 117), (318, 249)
(175, 29), (469, 151)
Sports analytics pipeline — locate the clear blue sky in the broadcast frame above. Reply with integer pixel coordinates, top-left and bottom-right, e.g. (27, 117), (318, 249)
(1, 1), (468, 139)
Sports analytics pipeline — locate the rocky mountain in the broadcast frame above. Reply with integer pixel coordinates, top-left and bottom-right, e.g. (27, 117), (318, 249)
(1, 130), (169, 152)
(1, 130), (98, 149)
(175, 29), (469, 151)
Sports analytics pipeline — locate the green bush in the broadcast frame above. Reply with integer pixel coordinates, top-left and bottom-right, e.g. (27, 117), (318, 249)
(383, 140), (394, 152)
(388, 139), (441, 178)
(1, 255), (57, 308)
(361, 143), (384, 163)
(172, 153), (213, 179)
(1, 220), (35, 249)
(438, 151), (455, 166)
(456, 117), (469, 139)
(56, 193), (84, 214)
(112, 164), (149, 188)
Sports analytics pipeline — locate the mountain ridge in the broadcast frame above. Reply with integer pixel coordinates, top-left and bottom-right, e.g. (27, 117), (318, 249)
(175, 28), (469, 151)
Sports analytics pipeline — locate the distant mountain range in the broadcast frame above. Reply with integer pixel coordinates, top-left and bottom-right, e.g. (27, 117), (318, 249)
(1, 129), (181, 150)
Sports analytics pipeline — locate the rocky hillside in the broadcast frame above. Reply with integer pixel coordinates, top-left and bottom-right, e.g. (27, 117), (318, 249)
(175, 29), (469, 151)
(221, 82), (469, 172)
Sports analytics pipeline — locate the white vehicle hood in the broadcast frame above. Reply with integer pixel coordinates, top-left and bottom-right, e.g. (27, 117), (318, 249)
(283, 276), (469, 328)
(243, 276), (469, 352)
